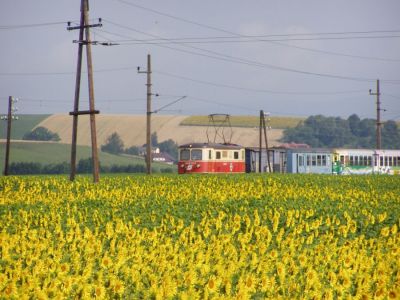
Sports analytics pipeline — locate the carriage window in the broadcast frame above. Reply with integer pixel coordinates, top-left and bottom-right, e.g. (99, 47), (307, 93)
(222, 151), (228, 158)
(317, 155), (322, 166)
(234, 151), (239, 159)
(388, 156), (393, 166)
(350, 156), (354, 166)
(322, 155), (327, 166)
(216, 151), (221, 159)
(396, 157), (400, 166)
(307, 155), (311, 166)
(354, 156), (359, 166)
(384, 157), (388, 166)
(340, 155), (345, 164)
(298, 156), (304, 166)
(209, 150), (212, 159)
(380, 157), (383, 166)
(312, 155), (317, 166)
(180, 149), (190, 160)
(191, 150), (202, 160)
(367, 156), (372, 166)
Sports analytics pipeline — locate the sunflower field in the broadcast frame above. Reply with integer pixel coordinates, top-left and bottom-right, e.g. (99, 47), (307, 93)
(1, 174), (399, 299)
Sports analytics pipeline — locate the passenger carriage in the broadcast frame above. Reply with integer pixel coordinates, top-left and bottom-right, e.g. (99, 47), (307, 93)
(333, 149), (400, 175)
(178, 143), (246, 174)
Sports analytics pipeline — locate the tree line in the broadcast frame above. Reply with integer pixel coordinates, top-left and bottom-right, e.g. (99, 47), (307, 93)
(8, 158), (174, 175)
(101, 132), (178, 160)
(281, 114), (400, 149)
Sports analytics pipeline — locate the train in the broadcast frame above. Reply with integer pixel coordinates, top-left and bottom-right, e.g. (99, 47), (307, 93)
(178, 142), (400, 175)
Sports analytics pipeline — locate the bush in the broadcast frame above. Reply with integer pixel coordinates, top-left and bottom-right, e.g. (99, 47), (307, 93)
(101, 132), (124, 154)
(23, 127), (61, 141)
(125, 146), (140, 155)
(7, 160), (174, 175)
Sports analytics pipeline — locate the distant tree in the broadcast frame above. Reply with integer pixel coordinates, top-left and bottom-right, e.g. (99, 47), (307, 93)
(283, 115), (349, 147)
(158, 139), (179, 160)
(282, 114), (400, 149)
(151, 132), (158, 147)
(382, 120), (400, 149)
(23, 126), (60, 141)
(101, 132), (124, 154)
(348, 114), (361, 136)
(125, 145), (140, 155)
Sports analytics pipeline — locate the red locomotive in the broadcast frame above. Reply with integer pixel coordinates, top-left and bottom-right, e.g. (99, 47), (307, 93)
(178, 143), (246, 174)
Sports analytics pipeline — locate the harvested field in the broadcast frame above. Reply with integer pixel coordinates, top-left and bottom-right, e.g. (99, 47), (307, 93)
(37, 114), (284, 148)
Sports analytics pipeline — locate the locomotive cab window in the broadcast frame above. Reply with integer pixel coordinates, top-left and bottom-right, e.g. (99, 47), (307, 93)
(191, 149), (202, 160)
(180, 149), (190, 160)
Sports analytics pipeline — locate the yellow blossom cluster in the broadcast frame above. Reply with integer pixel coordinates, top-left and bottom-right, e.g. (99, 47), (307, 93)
(0, 174), (399, 299)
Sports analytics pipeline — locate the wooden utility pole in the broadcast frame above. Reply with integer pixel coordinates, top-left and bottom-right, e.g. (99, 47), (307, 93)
(84, 0), (100, 182)
(70, 1), (85, 181)
(258, 110), (262, 173)
(3, 96), (14, 176)
(369, 79), (382, 149)
(68, 0), (101, 182)
(138, 54), (152, 174)
(259, 110), (271, 173)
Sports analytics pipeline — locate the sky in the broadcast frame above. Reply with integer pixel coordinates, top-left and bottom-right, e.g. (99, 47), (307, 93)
(0, 0), (399, 120)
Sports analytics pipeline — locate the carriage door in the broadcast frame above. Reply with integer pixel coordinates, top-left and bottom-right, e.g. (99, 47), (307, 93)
(297, 154), (306, 173)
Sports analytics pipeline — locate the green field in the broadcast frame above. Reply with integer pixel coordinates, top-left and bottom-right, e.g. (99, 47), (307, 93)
(180, 115), (304, 129)
(0, 114), (50, 139)
(0, 141), (174, 172)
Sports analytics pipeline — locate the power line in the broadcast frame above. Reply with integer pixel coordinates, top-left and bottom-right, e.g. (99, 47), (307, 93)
(101, 34), (400, 45)
(383, 93), (400, 100)
(103, 19), (382, 83)
(0, 21), (68, 30)
(154, 70), (366, 96)
(2, 19), (399, 85)
(114, 0), (400, 62)
(268, 41), (400, 63)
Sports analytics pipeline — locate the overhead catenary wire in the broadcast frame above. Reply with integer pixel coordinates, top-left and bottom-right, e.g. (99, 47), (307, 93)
(99, 34), (400, 45)
(113, 0), (400, 63)
(0, 18), (398, 83)
(154, 70), (366, 96)
(0, 21), (68, 30)
(102, 19), (397, 83)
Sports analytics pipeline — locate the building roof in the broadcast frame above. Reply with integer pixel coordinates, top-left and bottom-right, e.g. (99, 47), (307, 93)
(152, 152), (176, 163)
(179, 142), (243, 150)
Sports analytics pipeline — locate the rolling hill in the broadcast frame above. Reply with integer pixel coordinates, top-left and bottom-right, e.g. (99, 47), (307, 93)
(35, 114), (287, 148)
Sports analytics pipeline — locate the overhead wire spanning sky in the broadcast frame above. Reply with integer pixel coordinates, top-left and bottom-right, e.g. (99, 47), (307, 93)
(0, 0), (399, 119)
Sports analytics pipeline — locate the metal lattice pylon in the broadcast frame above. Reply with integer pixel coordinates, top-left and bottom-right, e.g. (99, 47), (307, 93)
(206, 114), (233, 144)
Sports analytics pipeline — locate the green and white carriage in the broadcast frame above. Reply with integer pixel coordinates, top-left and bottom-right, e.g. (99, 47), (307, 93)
(332, 149), (400, 175)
